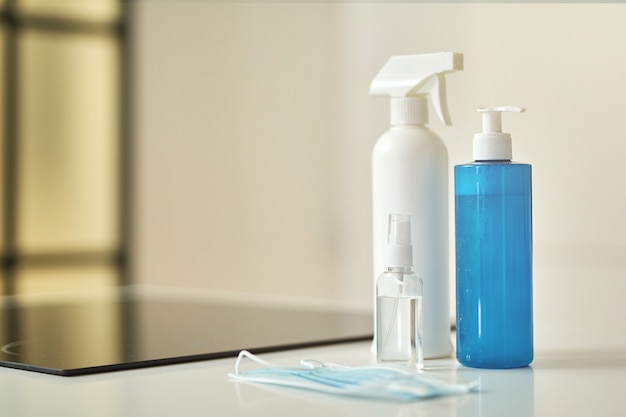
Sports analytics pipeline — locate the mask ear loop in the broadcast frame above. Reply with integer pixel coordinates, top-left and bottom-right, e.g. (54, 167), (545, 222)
(300, 359), (324, 369)
(235, 351), (347, 374)
(235, 350), (277, 374)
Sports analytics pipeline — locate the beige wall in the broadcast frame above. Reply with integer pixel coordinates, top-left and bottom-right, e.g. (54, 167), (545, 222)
(133, 2), (626, 350)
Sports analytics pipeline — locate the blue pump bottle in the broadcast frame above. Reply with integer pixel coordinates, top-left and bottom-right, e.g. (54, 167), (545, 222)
(454, 106), (533, 369)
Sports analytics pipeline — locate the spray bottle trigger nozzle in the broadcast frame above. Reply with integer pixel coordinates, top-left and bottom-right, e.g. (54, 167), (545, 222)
(369, 52), (463, 126)
(416, 74), (451, 126)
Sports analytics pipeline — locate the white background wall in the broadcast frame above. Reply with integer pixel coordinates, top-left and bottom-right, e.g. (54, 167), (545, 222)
(133, 2), (626, 351)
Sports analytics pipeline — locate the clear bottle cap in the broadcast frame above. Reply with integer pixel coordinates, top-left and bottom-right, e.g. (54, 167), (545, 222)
(387, 213), (413, 267)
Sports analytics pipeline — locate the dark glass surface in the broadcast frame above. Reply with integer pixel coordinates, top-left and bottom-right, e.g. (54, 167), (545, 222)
(0, 288), (372, 376)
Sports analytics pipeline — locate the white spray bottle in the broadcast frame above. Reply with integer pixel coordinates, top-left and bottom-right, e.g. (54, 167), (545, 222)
(370, 52), (463, 359)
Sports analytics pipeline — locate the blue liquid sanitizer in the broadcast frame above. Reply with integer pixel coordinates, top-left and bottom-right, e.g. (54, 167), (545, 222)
(454, 106), (533, 369)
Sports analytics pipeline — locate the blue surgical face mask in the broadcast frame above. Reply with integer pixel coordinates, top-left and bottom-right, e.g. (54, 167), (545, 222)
(229, 350), (478, 402)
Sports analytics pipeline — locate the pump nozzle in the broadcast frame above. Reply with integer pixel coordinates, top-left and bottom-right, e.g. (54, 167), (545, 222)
(478, 106), (526, 133)
(474, 106), (526, 161)
(370, 52), (463, 126)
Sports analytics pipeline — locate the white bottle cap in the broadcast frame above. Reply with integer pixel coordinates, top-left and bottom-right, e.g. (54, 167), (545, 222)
(473, 106), (526, 161)
(391, 97), (428, 126)
(386, 213), (413, 268)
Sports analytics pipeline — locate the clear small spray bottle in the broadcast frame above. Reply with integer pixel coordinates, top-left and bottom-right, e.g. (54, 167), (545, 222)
(376, 213), (424, 369)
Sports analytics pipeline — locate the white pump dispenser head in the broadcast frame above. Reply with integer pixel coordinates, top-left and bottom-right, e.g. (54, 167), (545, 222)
(370, 52), (463, 126)
(473, 106), (526, 161)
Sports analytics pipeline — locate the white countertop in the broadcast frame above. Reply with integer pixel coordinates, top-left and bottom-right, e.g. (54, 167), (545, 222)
(2, 339), (625, 417)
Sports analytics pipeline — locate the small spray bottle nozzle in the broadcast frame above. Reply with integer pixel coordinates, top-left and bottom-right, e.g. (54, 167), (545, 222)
(474, 106), (526, 161)
(386, 214), (413, 268)
(388, 213), (411, 246)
